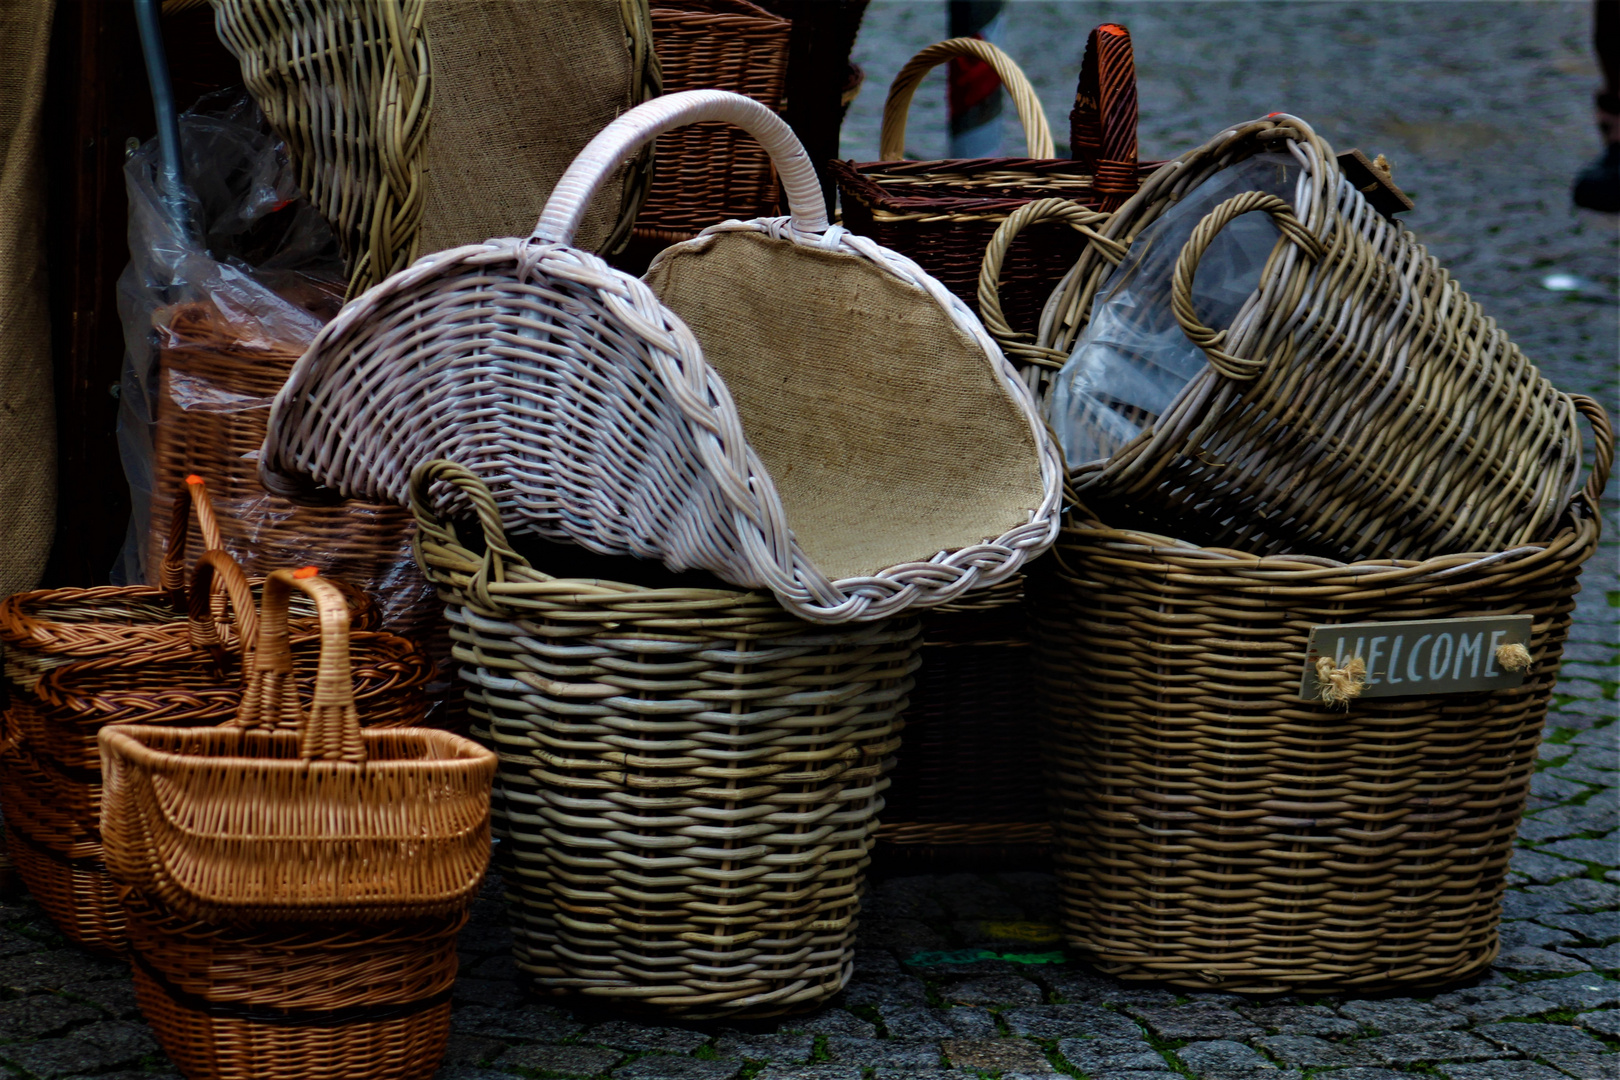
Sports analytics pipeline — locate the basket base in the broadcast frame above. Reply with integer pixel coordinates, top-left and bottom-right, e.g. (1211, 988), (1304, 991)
(2, 826), (124, 955)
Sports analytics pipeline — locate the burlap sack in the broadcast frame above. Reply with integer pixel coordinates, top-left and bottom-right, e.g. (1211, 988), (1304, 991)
(645, 229), (1047, 580)
(0, 0), (57, 599)
(418, 0), (653, 258)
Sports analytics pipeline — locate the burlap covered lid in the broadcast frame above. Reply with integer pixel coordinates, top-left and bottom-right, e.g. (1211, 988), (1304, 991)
(262, 91), (1061, 622)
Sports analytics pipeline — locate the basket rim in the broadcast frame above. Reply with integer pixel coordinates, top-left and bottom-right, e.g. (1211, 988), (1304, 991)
(100, 724), (496, 773)
(1058, 496), (1602, 580)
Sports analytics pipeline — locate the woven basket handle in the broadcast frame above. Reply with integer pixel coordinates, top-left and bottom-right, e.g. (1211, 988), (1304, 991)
(1069, 24), (1139, 203)
(185, 549), (261, 668)
(977, 197), (1120, 370)
(878, 38), (1054, 161)
(408, 459), (538, 598)
(534, 90), (828, 244)
(1171, 191), (1326, 382)
(237, 568), (366, 763)
(159, 474), (225, 609)
(1571, 394), (1614, 503)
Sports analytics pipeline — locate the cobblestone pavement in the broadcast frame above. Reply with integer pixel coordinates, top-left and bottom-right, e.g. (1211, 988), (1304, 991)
(1, 3), (1616, 1080)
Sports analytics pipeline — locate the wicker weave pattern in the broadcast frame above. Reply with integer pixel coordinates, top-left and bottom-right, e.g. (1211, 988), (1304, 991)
(637, 0), (789, 241)
(413, 460), (920, 1016)
(999, 116), (1595, 562)
(1037, 483), (1606, 992)
(263, 91), (1060, 624)
(122, 888), (459, 1080)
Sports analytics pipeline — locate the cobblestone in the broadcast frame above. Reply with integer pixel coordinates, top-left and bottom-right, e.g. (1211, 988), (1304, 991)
(1360, 1030), (1514, 1066)
(1339, 999), (1467, 1033)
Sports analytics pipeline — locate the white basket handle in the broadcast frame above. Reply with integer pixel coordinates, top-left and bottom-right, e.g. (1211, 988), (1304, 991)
(879, 38), (1055, 161)
(534, 89), (829, 244)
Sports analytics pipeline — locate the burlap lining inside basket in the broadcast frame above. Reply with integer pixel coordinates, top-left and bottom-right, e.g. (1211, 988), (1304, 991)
(646, 230), (1047, 581)
(419, 0), (637, 255)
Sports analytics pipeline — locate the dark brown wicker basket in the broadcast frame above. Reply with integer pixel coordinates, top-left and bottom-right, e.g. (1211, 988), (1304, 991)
(634, 0), (791, 243)
(832, 25), (1150, 337)
(1035, 404), (1610, 992)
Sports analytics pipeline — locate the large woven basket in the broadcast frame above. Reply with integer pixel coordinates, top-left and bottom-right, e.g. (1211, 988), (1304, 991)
(193, 0), (660, 294)
(147, 304), (445, 682)
(994, 114), (1597, 562)
(262, 90), (1061, 624)
(2, 554), (433, 954)
(831, 27), (1145, 340)
(1036, 402), (1610, 993)
(99, 569), (492, 1080)
(634, 0), (791, 244)
(412, 460), (919, 1017)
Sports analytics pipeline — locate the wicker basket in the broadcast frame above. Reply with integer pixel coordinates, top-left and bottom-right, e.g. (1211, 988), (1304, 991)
(992, 114), (1596, 562)
(831, 27), (1146, 339)
(1, 554), (433, 954)
(262, 90), (1061, 624)
(99, 569), (492, 1080)
(411, 460), (919, 1016)
(1035, 400), (1611, 993)
(196, 0), (660, 294)
(635, 0), (791, 244)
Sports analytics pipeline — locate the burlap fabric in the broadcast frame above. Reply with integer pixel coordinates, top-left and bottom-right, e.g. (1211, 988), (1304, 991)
(417, 0), (652, 258)
(0, 0), (57, 599)
(645, 230), (1047, 580)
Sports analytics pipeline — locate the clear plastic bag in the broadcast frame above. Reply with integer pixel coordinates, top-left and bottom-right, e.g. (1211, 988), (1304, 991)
(114, 90), (343, 584)
(1042, 153), (1302, 468)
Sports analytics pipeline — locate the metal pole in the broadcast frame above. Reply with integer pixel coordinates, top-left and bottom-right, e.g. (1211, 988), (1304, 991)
(132, 0), (187, 228)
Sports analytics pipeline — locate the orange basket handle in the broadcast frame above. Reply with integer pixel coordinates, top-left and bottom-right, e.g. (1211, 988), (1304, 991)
(237, 568), (366, 763)
(1069, 24), (1140, 204)
(1171, 190), (1325, 382)
(1571, 394), (1614, 504)
(160, 474), (225, 609)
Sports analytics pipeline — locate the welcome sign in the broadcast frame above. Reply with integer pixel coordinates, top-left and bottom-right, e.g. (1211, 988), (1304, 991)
(1299, 615), (1534, 701)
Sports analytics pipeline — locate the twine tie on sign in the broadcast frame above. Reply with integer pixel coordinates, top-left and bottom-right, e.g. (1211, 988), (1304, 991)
(1315, 655), (1367, 709)
(1496, 642), (1533, 673)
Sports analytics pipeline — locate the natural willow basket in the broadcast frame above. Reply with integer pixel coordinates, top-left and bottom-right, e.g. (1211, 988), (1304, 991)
(1035, 401), (1610, 993)
(635, 0), (791, 244)
(988, 114), (1597, 563)
(831, 27), (1145, 339)
(190, 0), (660, 293)
(100, 570), (492, 1080)
(1, 554), (432, 954)
(262, 90), (1061, 624)
(412, 460), (919, 1017)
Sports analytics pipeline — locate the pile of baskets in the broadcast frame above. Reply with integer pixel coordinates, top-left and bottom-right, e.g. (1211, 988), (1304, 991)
(1, 11), (1608, 1080)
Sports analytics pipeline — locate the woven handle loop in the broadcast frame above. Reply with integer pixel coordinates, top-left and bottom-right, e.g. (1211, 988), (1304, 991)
(408, 459), (537, 606)
(534, 90), (827, 244)
(185, 549), (261, 667)
(1069, 24), (1139, 198)
(1570, 394), (1613, 504)
(159, 474), (225, 609)
(1172, 191), (1326, 382)
(879, 38), (1054, 161)
(237, 569), (365, 763)
(977, 197), (1121, 369)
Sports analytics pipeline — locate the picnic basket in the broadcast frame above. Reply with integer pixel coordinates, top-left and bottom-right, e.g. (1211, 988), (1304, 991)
(831, 27), (1144, 339)
(1, 553), (433, 954)
(634, 0), (791, 244)
(1034, 398), (1611, 992)
(988, 114), (1595, 562)
(196, 0), (660, 294)
(260, 89), (1061, 624)
(100, 568), (493, 1079)
(411, 460), (918, 1016)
